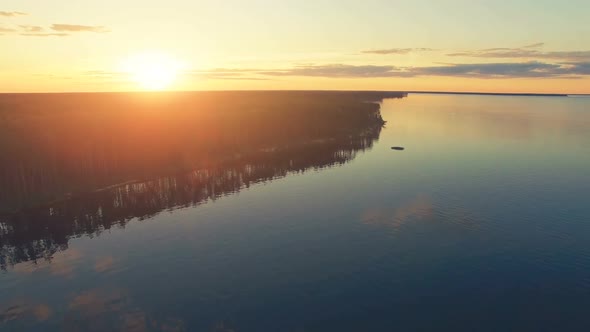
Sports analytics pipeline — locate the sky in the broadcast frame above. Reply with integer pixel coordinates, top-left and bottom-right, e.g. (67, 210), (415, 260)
(1, 0), (589, 93)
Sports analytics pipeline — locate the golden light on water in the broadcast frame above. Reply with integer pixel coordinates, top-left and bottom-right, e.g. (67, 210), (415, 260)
(122, 52), (183, 90)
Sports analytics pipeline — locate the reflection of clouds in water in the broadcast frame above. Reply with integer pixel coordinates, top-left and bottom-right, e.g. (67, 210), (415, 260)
(210, 321), (236, 332)
(392, 195), (434, 225)
(67, 289), (128, 324)
(65, 288), (128, 331)
(9, 248), (83, 278)
(33, 304), (52, 321)
(64, 288), (186, 332)
(9, 250), (116, 277)
(0, 302), (52, 323)
(94, 256), (115, 273)
(1, 289), (186, 331)
(10, 261), (42, 275)
(120, 310), (147, 332)
(158, 318), (186, 332)
(3, 256), (190, 331)
(49, 249), (83, 278)
(362, 195), (433, 229)
(362, 195), (479, 231)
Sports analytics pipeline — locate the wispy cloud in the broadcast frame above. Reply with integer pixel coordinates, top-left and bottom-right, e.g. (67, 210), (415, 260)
(411, 61), (576, 78)
(362, 48), (435, 55)
(448, 43), (590, 61)
(0, 11), (27, 17)
(19, 25), (44, 32)
(20, 33), (69, 37)
(0, 26), (17, 33)
(50, 24), (109, 33)
(523, 42), (545, 48)
(2, 23), (110, 37)
(195, 61), (590, 80)
(260, 64), (406, 78)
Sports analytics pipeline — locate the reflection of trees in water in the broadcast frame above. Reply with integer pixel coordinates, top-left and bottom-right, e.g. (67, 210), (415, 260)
(0, 91), (400, 269)
(1, 127), (380, 269)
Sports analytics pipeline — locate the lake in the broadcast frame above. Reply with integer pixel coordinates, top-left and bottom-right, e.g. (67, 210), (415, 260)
(1, 93), (590, 331)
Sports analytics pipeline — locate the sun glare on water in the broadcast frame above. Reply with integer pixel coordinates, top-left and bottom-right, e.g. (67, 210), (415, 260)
(123, 52), (183, 90)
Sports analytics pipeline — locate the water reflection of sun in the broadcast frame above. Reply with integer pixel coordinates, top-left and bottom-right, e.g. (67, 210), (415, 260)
(122, 52), (182, 90)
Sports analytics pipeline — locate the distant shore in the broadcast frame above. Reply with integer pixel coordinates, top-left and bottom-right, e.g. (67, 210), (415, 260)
(405, 91), (569, 97)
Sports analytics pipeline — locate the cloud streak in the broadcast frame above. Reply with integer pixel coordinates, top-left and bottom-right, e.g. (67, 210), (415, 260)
(50, 24), (109, 33)
(0, 26), (17, 33)
(448, 43), (590, 61)
(523, 42), (545, 48)
(411, 62), (578, 78)
(1, 23), (110, 37)
(0, 11), (26, 17)
(19, 25), (44, 32)
(196, 61), (590, 80)
(362, 48), (435, 55)
(260, 64), (406, 78)
(20, 33), (69, 37)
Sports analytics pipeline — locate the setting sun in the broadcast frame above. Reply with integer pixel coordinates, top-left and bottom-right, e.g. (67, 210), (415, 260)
(122, 52), (182, 90)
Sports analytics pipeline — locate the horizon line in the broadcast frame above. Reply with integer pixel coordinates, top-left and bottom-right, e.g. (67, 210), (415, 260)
(0, 89), (586, 97)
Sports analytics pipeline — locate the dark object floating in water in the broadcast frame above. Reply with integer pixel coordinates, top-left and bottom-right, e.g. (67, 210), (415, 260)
(391, 146), (405, 151)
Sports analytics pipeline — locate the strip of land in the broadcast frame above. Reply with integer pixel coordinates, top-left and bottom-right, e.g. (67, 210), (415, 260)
(405, 91), (568, 97)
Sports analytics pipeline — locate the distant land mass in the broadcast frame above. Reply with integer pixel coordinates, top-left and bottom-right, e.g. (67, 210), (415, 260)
(0, 90), (404, 214)
(405, 91), (569, 97)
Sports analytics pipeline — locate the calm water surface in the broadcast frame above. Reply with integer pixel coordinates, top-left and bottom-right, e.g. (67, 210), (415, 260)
(2, 94), (590, 331)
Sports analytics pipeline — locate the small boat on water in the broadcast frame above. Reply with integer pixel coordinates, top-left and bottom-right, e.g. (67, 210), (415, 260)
(391, 146), (405, 151)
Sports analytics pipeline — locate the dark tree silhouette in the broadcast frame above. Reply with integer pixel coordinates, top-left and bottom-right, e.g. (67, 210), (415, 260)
(0, 91), (404, 269)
